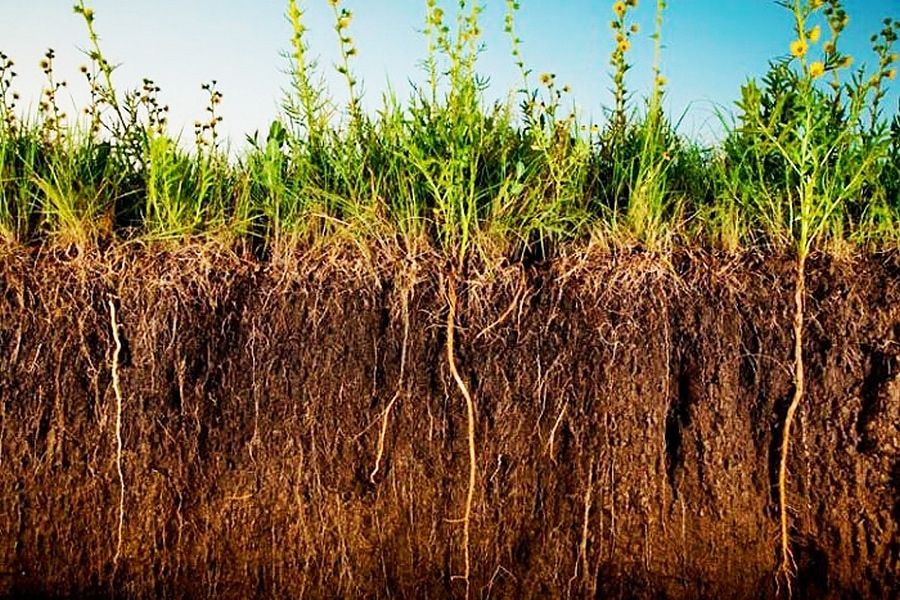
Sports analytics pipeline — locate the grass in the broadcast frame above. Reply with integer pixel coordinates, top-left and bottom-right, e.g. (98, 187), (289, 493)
(0, 0), (894, 257)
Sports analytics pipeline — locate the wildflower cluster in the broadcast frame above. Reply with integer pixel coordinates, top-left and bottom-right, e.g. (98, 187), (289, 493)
(504, 1), (527, 88)
(786, 0), (857, 87)
(78, 62), (102, 135)
(525, 72), (576, 139)
(139, 78), (169, 136)
(194, 80), (224, 150)
(38, 48), (68, 142)
(422, 0), (485, 120)
(74, 0), (125, 139)
(423, 0), (446, 106)
(444, 0), (484, 101)
(0, 51), (19, 133)
(330, 1), (360, 123)
(285, 0), (329, 147)
(610, 0), (639, 133)
(650, 0), (668, 104)
(784, 1), (899, 131)
(867, 19), (900, 124)
(460, 3), (485, 58)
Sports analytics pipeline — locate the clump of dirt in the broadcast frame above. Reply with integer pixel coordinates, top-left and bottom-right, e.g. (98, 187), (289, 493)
(0, 244), (897, 598)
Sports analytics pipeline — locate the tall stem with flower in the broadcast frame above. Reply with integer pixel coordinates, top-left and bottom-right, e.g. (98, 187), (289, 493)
(649, 0), (667, 127)
(329, 0), (362, 131)
(750, 1), (900, 594)
(424, 0), (444, 110)
(285, 0), (329, 150)
(0, 52), (20, 135)
(609, 0), (637, 136)
(74, 2), (128, 141)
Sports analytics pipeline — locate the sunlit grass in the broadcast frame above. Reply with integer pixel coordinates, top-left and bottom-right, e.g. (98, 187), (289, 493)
(0, 0), (896, 256)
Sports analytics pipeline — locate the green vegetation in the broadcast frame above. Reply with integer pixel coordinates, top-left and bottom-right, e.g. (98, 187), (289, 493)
(0, 0), (898, 256)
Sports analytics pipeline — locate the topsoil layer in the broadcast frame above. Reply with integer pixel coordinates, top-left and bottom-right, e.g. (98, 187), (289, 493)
(0, 245), (897, 599)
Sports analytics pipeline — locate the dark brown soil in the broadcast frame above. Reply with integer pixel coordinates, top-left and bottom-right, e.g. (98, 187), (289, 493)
(0, 244), (897, 599)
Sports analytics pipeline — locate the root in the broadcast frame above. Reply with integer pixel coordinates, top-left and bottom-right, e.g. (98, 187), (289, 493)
(475, 272), (525, 341)
(777, 253), (806, 597)
(370, 391), (400, 483)
(108, 295), (126, 570)
(446, 272), (477, 599)
(566, 458), (594, 595)
(546, 402), (567, 463)
(370, 281), (410, 483)
(580, 460), (594, 592)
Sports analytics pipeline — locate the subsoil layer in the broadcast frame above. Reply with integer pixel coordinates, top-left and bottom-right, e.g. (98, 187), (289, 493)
(0, 245), (898, 599)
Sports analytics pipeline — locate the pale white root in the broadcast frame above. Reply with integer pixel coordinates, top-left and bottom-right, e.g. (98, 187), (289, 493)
(778, 254), (806, 597)
(369, 282), (410, 483)
(108, 296), (126, 570)
(447, 274), (477, 600)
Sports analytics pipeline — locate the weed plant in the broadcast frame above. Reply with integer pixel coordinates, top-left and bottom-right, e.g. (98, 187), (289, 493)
(0, 0), (896, 255)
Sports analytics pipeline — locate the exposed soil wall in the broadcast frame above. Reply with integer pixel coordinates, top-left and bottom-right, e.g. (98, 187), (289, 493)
(0, 246), (897, 599)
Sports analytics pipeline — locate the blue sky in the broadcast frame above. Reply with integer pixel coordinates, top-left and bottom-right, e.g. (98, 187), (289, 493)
(1, 1), (897, 146)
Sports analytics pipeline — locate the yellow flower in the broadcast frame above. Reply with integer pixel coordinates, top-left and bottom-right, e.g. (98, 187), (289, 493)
(889, 53), (898, 64)
(618, 38), (630, 53)
(840, 56), (853, 68)
(809, 61), (825, 78)
(811, 0), (824, 8)
(790, 38), (808, 58)
(888, 68), (897, 81)
(630, 24), (640, 33)
(328, 0), (338, 5)
(613, 1), (627, 18)
(539, 72), (554, 85)
(823, 41), (835, 54)
(808, 25), (821, 44)
(656, 74), (667, 87)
